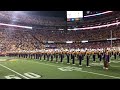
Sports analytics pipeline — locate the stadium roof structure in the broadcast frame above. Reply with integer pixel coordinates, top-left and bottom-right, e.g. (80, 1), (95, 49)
(0, 11), (119, 30)
(25, 11), (66, 18)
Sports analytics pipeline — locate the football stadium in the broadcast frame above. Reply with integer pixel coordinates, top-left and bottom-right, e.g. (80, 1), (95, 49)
(0, 11), (120, 79)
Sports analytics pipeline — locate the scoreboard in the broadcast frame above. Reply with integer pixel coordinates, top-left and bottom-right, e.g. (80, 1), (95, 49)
(67, 11), (83, 22)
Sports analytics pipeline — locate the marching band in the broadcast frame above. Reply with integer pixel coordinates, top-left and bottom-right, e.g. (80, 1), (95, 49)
(4, 48), (120, 70)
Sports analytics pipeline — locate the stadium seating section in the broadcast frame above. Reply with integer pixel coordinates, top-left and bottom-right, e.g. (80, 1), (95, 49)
(0, 11), (119, 52)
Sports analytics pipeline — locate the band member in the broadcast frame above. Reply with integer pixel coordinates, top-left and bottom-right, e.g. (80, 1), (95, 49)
(44, 53), (46, 60)
(22, 53), (24, 58)
(33, 53), (36, 59)
(18, 53), (21, 58)
(71, 52), (73, 59)
(62, 51), (65, 59)
(37, 53), (40, 60)
(66, 51), (70, 64)
(25, 53), (27, 58)
(92, 51), (96, 62)
(60, 52), (63, 63)
(119, 51), (120, 58)
(36, 53), (38, 59)
(28, 53), (30, 58)
(108, 51), (110, 63)
(82, 52), (85, 60)
(97, 51), (99, 58)
(53, 52), (56, 58)
(23, 53), (25, 58)
(102, 49), (105, 61)
(55, 51), (59, 63)
(47, 52), (50, 61)
(113, 50), (117, 59)
(98, 51), (102, 62)
(72, 51), (75, 65)
(86, 51), (90, 67)
(109, 51), (112, 57)
(78, 51), (82, 66)
(50, 52), (54, 62)
(30, 53), (33, 59)
(25, 53), (28, 58)
(39, 52), (42, 60)
(117, 50), (119, 55)
(112, 50), (113, 55)
(21, 53), (23, 58)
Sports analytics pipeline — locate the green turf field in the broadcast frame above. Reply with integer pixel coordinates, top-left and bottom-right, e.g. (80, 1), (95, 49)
(0, 56), (120, 79)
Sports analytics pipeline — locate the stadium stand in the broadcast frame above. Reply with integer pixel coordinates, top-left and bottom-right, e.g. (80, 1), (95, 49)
(0, 11), (119, 53)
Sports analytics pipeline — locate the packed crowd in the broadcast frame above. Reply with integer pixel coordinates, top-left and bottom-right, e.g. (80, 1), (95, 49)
(0, 24), (119, 53)
(31, 25), (120, 41)
(0, 28), (44, 52)
(0, 11), (119, 53)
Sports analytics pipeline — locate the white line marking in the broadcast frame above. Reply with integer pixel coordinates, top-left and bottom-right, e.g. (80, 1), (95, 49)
(90, 62), (120, 68)
(110, 65), (120, 67)
(80, 70), (120, 79)
(111, 61), (120, 63)
(0, 63), (29, 79)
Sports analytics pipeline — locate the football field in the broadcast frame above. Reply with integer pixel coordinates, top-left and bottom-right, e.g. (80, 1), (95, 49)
(0, 56), (120, 79)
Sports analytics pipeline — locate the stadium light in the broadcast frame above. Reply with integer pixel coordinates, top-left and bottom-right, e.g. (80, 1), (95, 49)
(0, 23), (32, 29)
(66, 41), (73, 43)
(81, 40), (88, 43)
(84, 11), (113, 18)
(58, 29), (64, 30)
(107, 38), (117, 40)
(68, 21), (120, 30)
(48, 41), (54, 43)
(13, 11), (24, 15)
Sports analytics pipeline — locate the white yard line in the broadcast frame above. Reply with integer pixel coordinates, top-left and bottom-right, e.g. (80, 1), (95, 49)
(110, 65), (120, 67)
(84, 62), (120, 68)
(0, 63), (29, 79)
(80, 70), (120, 79)
(111, 61), (120, 63)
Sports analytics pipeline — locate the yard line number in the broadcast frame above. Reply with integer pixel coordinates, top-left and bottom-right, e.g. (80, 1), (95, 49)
(5, 72), (41, 79)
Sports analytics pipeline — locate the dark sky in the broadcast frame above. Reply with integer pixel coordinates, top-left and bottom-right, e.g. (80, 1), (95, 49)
(26, 11), (66, 18)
